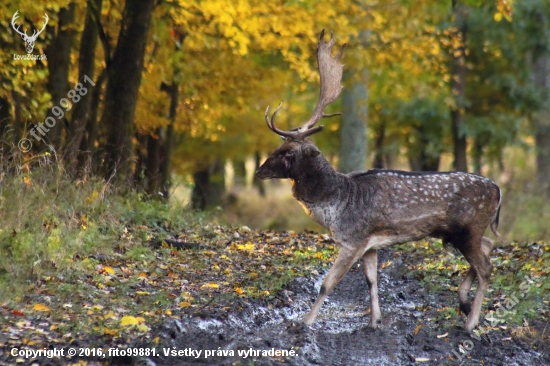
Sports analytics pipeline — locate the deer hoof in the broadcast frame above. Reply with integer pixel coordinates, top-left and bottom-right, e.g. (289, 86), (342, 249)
(368, 319), (381, 330)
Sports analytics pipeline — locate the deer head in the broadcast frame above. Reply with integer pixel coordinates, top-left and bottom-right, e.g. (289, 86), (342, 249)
(257, 30), (345, 180)
(11, 11), (49, 54)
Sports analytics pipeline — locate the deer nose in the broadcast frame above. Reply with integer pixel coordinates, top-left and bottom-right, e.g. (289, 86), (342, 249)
(256, 167), (269, 180)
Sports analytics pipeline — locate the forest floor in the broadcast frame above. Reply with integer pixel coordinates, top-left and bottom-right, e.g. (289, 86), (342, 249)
(0, 225), (548, 366)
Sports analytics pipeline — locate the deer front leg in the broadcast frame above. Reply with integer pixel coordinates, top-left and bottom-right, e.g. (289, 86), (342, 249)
(362, 249), (381, 329)
(303, 245), (363, 325)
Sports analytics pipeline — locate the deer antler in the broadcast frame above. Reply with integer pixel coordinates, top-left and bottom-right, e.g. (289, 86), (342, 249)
(11, 11), (27, 38)
(11, 12), (48, 40)
(265, 30), (346, 141)
(31, 13), (49, 39)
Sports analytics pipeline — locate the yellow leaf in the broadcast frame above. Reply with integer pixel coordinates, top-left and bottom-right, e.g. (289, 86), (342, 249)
(104, 328), (118, 336)
(179, 301), (192, 308)
(201, 282), (219, 289)
(136, 291), (149, 295)
(181, 291), (194, 301)
(103, 266), (115, 275)
(86, 190), (99, 204)
(120, 315), (139, 326)
(135, 316), (146, 323)
(23, 176), (32, 186)
(33, 304), (51, 312)
(414, 324), (422, 336)
(237, 242), (254, 251)
(137, 324), (150, 332)
(234, 287), (244, 294)
(103, 311), (117, 320)
(494, 12), (503, 22)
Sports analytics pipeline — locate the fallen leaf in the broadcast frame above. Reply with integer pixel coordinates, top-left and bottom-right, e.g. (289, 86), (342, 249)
(237, 242), (254, 251)
(104, 328), (118, 336)
(33, 304), (51, 312)
(137, 324), (149, 332)
(120, 315), (140, 326)
(414, 324), (422, 336)
(103, 266), (115, 275)
(201, 282), (219, 289)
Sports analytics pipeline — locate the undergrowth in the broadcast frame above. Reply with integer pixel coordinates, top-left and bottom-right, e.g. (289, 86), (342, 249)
(0, 154), (200, 300)
(398, 239), (550, 336)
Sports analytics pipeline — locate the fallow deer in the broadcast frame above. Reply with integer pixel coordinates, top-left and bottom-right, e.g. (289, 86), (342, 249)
(256, 30), (501, 333)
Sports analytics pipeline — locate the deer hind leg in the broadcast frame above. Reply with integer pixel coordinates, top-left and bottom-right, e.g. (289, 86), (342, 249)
(459, 236), (494, 333)
(303, 245), (364, 325)
(457, 237), (494, 315)
(362, 249), (381, 329)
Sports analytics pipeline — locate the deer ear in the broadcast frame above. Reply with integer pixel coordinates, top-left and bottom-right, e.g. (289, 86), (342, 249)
(301, 143), (320, 158)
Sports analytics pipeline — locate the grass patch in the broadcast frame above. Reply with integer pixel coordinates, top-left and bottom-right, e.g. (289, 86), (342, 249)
(0, 156), (199, 300)
(397, 239), (550, 331)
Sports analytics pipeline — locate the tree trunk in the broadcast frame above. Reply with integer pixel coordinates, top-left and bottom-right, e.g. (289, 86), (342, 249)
(65, 0), (103, 175)
(408, 124), (441, 172)
(11, 89), (22, 145)
(472, 136), (483, 175)
(159, 82), (179, 200)
(253, 151), (266, 196)
(532, 50), (550, 196)
(372, 121), (386, 169)
(450, 1), (468, 172)
(0, 97), (10, 140)
(78, 70), (106, 175)
(45, 3), (75, 150)
(191, 159), (226, 210)
(145, 130), (162, 198)
(101, 0), (156, 182)
(233, 159), (247, 190)
(339, 69), (368, 173)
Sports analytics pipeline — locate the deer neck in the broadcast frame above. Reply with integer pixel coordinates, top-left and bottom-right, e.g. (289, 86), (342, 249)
(290, 156), (343, 204)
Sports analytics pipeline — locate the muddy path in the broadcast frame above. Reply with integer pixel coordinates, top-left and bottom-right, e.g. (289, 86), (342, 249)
(135, 249), (548, 366)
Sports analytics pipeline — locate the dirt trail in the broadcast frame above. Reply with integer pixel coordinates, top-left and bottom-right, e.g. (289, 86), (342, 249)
(138, 250), (548, 366)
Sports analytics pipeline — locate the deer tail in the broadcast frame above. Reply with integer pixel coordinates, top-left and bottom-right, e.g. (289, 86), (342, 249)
(490, 188), (502, 237)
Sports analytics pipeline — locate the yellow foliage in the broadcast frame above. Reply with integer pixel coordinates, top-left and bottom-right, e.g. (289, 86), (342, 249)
(120, 315), (146, 326)
(237, 242), (254, 251)
(32, 304), (51, 312)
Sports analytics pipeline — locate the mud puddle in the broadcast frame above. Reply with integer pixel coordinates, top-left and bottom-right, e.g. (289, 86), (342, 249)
(133, 250), (547, 366)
